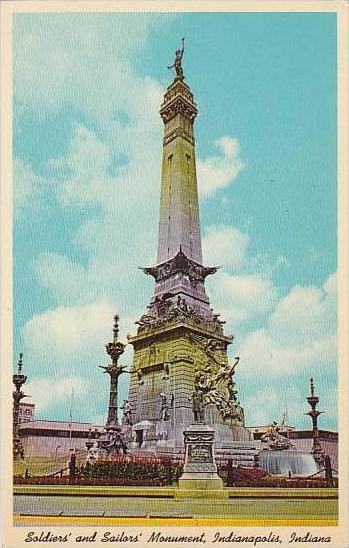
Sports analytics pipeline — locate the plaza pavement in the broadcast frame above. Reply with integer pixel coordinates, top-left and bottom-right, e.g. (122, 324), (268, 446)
(13, 487), (338, 527)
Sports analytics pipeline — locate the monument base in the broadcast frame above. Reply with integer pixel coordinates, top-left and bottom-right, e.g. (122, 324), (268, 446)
(175, 423), (228, 500)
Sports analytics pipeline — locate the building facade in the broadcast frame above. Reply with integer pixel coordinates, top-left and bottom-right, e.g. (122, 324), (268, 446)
(19, 419), (103, 459)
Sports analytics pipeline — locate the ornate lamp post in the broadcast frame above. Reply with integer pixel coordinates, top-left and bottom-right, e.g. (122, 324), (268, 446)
(305, 377), (324, 465)
(13, 353), (28, 460)
(96, 315), (130, 457)
(99, 315), (128, 431)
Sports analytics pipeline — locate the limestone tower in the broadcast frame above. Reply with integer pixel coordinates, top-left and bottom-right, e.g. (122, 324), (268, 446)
(127, 41), (252, 454)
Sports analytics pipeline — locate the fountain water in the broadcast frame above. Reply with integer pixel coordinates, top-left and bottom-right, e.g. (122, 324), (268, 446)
(258, 420), (319, 477)
(259, 449), (318, 476)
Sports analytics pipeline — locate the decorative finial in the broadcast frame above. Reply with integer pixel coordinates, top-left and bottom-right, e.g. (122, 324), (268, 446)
(113, 314), (119, 343)
(18, 352), (23, 373)
(105, 314), (126, 363)
(310, 377), (315, 397)
(167, 37), (185, 81)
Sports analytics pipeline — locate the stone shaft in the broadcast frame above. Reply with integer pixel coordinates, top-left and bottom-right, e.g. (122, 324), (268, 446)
(157, 79), (201, 265)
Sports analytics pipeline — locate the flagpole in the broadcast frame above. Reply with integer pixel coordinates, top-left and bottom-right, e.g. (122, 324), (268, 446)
(69, 387), (74, 451)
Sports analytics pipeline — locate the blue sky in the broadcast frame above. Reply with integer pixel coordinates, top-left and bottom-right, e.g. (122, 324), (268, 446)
(13, 11), (337, 430)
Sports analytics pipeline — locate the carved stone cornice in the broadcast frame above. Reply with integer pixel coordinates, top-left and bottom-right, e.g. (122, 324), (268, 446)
(127, 319), (232, 346)
(164, 80), (195, 104)
(134, 362), (165, 375)
(160, 80), (197, 124)
(131, 287), (229, 339)
(169, 354), (194, 364)
(142, 248), (217, 286)
(163, 127), (195, 147)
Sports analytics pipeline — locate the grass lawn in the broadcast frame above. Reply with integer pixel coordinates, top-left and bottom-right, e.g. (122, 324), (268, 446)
(13, 450), (85, 477)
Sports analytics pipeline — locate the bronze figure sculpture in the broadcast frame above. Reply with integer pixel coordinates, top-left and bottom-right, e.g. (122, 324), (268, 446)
(168, 37), (185, 80)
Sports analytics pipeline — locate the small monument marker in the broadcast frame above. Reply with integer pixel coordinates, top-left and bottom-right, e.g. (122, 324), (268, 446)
(176, 384), (228, 499)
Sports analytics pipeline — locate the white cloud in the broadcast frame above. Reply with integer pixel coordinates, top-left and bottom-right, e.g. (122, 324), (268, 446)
(55, 125), (111, 207)
(22, 301), (135, 421)
(243, 389), (286, 427)
(13, 12), (165, 217)
(34, 252), (88, 304)
(240, 273), (337, 376)
(234, 273), (338, 429)
(207, 271), (278, 325)
(202, 225), (283, 329)
(26, 375), (90, 416)
(13, 159), (47, 219)
(268, 281), (337, 348)
(202, 226), (290, 331)
(243, 382), (337, 431)
(13, 13), (165, 124)
(324, 272), (337, 294)
(34, 236), (155, 312)
(197, 136), (244, 196)
(23, 301), (116, 368)
(51, 114), (162, 215)
(241, 329), (336, 377)
(202, 225), (249, 269)
(218, 136), (239, 156)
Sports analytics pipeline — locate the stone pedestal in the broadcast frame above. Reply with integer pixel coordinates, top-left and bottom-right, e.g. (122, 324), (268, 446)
(176, 424), (228, 499)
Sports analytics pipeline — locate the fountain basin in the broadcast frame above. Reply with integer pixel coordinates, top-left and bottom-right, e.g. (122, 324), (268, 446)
(259, 449), (318, 477)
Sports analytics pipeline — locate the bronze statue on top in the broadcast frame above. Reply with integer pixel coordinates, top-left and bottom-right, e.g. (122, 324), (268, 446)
(191, 389), (205, 424)
(260, 421), (294, 451)
(168, 37), (185, 80)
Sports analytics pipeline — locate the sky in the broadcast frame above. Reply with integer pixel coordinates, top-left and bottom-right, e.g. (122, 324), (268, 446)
(13, 11), (337, 431)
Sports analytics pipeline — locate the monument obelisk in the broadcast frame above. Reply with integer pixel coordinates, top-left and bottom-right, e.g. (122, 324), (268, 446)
(127, 39), (252, 455)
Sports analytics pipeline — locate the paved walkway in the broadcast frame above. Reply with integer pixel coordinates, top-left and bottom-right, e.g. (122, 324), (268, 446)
(13, 485), (338, 498)
(14, 494), (338, 526)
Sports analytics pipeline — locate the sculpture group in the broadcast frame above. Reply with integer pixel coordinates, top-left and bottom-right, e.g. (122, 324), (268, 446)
(189, 334), (244, 424)
(136, 287), (223, 335)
